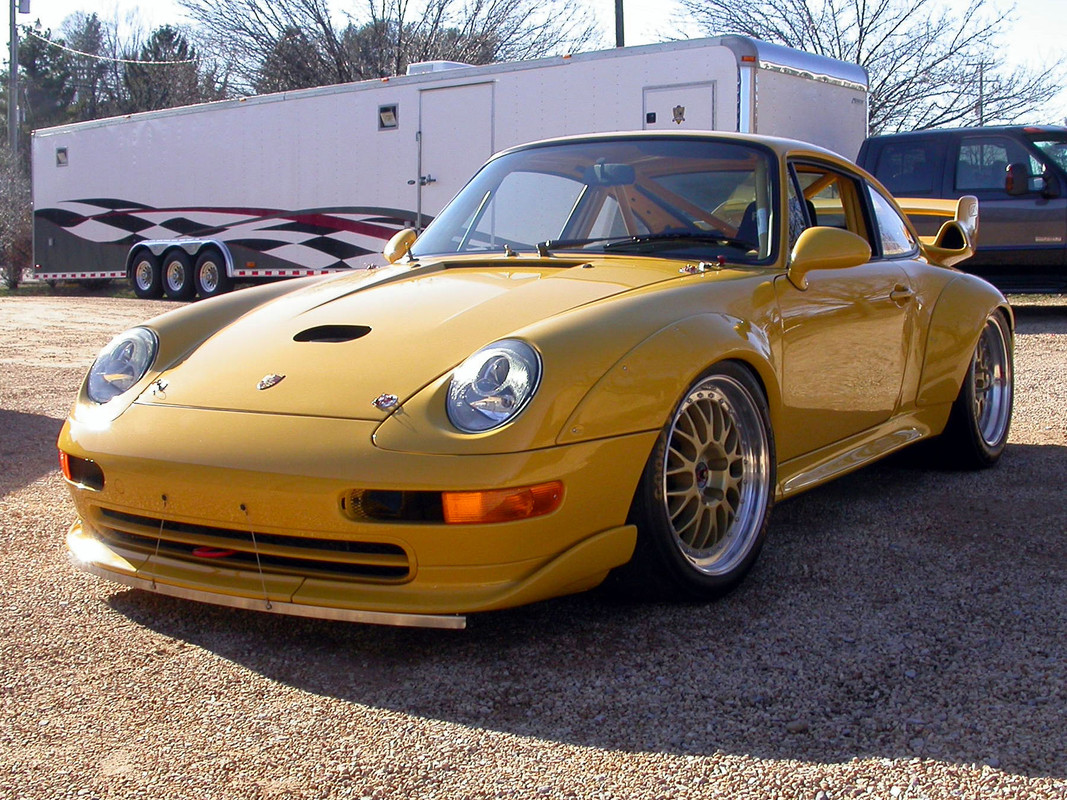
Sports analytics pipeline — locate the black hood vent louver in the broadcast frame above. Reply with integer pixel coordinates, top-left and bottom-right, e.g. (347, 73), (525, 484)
(293, 325), (372, 343)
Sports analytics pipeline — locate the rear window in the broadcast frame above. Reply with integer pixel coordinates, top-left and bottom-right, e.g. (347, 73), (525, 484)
(871, 139), (940, 195)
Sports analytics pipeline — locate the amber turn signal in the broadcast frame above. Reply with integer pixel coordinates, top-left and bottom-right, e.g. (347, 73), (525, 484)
(442, 481), (564, 525)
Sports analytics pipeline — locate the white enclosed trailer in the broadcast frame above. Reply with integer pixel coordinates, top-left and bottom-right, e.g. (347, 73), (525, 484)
(32, 35), (868, 299)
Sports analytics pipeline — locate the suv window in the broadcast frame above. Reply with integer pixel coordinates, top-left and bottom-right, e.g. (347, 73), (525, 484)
(1027, 134), (1067, 173)
(873, 139), (940, 195)
(955, 135), (1034, 191)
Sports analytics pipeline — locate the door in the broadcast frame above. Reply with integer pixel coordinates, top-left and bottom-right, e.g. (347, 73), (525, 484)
(417, 83), (495, 228)
(951, 132), (1067, 289)
(642, 83), (715, 131)
(774, 161), (913, 462)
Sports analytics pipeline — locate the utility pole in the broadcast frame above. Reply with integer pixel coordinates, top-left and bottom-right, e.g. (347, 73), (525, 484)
(615, 0), (624, 47)
(8, 0), (29, 152)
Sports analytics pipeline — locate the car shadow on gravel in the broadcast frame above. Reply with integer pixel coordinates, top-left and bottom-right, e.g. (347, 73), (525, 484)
(0, 409), (63, 497)
(109, 443), (1067, 780)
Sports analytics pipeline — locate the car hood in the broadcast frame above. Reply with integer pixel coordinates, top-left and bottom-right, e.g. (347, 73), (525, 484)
(140, 259), (675, 420)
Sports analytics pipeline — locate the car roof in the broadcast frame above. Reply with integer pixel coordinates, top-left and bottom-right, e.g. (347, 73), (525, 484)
(493, 130), (848, 162)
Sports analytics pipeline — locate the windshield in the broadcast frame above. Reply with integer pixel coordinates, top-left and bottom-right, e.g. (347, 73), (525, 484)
(1027, 134), (1067, 173)
(411, 138), (778, 263)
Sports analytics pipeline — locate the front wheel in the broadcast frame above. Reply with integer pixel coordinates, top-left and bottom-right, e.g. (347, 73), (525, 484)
(131, 252), (163, 299)
(940, 310), (1013, 468)
(619, 362), (776, 600)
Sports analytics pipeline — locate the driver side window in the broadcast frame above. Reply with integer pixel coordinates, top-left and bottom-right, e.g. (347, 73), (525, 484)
(790, 161), (873, 249)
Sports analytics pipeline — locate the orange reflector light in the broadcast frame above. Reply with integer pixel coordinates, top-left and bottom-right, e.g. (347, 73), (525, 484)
(741, 55), (756, 62)
(442, 481), (564, 525)
(59, 450), (72, 481)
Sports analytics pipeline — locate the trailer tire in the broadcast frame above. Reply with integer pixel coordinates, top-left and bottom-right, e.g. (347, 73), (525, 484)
(162, 250), (196, 301)
(194, 249), (232, 299)
(131, 251), (163, 299)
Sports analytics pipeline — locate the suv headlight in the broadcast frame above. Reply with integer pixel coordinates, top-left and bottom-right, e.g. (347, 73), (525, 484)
(447, 339), (541, 433)
(86, 327), (158, 404)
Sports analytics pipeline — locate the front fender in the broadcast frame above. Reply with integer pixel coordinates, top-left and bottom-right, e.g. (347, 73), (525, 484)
(557, 312), (779, 445)
(916, 274), (1012, 408)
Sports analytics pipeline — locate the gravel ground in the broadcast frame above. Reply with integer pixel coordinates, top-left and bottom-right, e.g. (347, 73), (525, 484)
(0, 293), (1064, 800)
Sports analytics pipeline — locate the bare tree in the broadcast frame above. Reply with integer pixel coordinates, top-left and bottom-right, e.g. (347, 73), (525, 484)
(678, 0), (1063, 133)
(180, 0), (601, 93)
(0, 145), (31, 290)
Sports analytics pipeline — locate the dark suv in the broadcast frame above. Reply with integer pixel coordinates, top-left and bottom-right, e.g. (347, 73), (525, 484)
(857, 125), (1067, 292)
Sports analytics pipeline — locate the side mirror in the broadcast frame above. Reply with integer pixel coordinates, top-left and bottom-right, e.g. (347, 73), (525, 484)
(383, 228), (417, 263)
(787, 227), (872, 290)
(1042, 172), (1061, 199)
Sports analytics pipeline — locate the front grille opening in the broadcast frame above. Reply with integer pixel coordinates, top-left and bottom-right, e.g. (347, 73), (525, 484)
(341, 489), (444, 522)
(97, 508), (410, 582)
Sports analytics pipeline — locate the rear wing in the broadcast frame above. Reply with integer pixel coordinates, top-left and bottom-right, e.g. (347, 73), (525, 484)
(896, 195), (979, 269)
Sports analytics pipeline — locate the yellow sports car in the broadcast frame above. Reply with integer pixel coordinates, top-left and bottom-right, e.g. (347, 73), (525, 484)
(61, 132), (1013, 630)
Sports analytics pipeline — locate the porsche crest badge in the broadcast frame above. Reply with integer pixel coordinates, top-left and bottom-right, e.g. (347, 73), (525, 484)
(257, 374), (286, 390)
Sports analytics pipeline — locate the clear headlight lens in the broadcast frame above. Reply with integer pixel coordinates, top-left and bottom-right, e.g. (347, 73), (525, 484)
(86, 327), (158, 404)
(447, 339), (542, 433)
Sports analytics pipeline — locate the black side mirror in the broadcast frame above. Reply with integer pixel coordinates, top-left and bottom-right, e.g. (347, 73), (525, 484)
(1042, 172), (1062, 199)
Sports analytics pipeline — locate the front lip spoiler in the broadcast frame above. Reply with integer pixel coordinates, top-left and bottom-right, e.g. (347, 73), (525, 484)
(69, 554), (467, 630)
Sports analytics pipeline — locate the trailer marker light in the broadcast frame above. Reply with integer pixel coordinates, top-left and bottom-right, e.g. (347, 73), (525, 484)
(442, 481), (563, 525)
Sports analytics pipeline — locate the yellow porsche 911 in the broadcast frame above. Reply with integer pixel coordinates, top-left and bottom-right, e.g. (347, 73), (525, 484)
(60, 132), (1013, 629)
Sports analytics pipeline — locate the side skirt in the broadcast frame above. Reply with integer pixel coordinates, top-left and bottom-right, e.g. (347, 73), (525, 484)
(776, 405), (951, 500)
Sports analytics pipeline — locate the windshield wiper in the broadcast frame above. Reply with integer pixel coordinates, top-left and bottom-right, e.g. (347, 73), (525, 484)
(538, 237), (624, 254)
(601, 232), (756, 252)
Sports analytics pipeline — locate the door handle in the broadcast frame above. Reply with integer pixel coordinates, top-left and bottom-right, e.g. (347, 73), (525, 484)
(407, 174), (437, 186)
(890, 285), (914, 307)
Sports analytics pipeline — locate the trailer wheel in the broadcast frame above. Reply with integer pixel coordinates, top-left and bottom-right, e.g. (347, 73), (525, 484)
(131, 252), (163, 299)
(194, 249), (232, 298)
(162, 250), (196, 301)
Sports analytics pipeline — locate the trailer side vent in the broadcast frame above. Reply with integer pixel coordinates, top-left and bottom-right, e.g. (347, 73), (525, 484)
(378, 105), (399, 130)
(56, 147), (68, 167)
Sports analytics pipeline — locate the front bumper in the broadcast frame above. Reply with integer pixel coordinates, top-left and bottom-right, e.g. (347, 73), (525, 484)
(61, 405), (653, 627)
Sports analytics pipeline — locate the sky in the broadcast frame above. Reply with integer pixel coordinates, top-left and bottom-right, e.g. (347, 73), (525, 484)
(11, 0), (1067, 124)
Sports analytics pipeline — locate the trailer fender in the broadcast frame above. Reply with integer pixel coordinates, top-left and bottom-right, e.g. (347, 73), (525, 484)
(126, 239), (235, 280)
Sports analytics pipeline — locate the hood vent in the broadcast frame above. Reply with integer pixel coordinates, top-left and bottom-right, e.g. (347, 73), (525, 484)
(293, 325), (371, 343)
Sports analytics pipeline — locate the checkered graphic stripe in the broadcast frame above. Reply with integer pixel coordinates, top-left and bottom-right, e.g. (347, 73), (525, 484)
(36, 199), (420, 271)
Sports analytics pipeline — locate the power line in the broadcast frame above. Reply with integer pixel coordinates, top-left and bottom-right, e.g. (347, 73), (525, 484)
(24, 29), (197, 65)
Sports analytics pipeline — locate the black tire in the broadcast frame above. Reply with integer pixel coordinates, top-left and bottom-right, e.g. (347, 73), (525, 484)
(617, 362), (776, 600)
(939, 310), (1014, 469)
(131, 251), (163, 299)
(194, 249), (233, 299)
(162, 250), (196, 301)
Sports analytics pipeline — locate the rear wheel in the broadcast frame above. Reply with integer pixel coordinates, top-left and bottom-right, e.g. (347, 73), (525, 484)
(194, 249), (232, 299)
(940, 310), (1013, 468)
(162, 250), (196, 301)
(131, 252), (163, 299)
(619, 363), (775, 600)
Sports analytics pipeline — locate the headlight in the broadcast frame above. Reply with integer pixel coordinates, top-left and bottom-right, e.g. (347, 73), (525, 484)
(447, 339), (541, 432)
(86, 327), (158, 404)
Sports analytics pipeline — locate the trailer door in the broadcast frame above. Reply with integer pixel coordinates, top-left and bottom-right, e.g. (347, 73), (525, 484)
(417, 83), (495, 228)
(642, 83), (715, 130)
